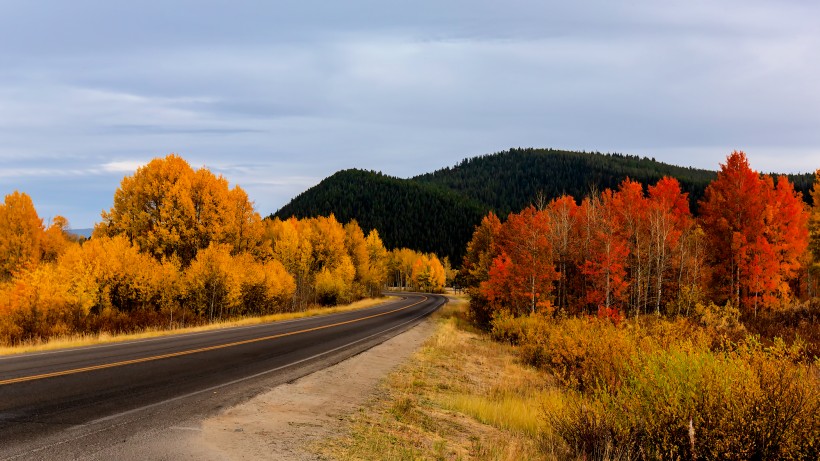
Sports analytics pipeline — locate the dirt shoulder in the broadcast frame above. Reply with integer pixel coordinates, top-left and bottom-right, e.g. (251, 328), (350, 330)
(189, 316), (438, 460)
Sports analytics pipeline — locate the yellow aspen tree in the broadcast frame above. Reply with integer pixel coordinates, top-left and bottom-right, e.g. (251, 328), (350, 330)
(344, 220), (370, 298)
(427, 254), (447, 290)
(98, 154), (263, 266)
(314, 256), (356, 305)
(267, 217), (315, 309)
(260, 259), (296, 307)
(183, 243), (241, 321)
(41, 215), (73, 263)
(0, 264), (72, 344)
(0, 191), (44, 280)
(227, 186), (264, 256)
(57, 235), (162, 316)
(364, 229), (389, 296)
(390, 248), (417, 290)
(309, 214), (348, 271)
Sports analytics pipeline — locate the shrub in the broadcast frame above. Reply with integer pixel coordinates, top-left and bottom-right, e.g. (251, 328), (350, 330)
(534, 316), (820, 460)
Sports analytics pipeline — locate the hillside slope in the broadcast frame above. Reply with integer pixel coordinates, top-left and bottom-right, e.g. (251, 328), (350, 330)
(273, 169), (485, 263)
(414, 148), (719, 215)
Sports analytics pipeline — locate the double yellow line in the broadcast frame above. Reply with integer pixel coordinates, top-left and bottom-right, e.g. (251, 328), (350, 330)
(0, 296), (427, 386)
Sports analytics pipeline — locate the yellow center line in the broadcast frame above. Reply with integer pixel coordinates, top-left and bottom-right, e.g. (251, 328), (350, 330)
(0, 296), (428, 386)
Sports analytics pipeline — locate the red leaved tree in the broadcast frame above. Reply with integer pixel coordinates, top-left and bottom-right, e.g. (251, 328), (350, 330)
(481, 206), (557, 315)
(700, 151), (808, 315)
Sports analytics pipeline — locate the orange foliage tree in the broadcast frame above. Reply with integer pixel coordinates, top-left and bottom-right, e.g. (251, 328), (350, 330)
(96, 154), (264, 265)
(0, 191), (44, 279)
(700, 151), (808, 315)
(459, 213), (502, 325)
(545, 196), (580, 314)
(264, 214), (393, 307)
(580, 190), (630, 313)
(647, 177), (693, 315)
(481, 206), (557, 315)
(463, 176), (708, 321)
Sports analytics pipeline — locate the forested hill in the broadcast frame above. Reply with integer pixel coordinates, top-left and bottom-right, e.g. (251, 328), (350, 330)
(414, 148), (717, 215)
(272, 169), (486, 264)
(415, 148), (814, 215)
(272, 149), (814, 264)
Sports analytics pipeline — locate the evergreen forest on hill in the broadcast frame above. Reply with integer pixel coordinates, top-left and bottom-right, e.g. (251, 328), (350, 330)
(273, 148), (814, 265)
(273, 169), (485, 266)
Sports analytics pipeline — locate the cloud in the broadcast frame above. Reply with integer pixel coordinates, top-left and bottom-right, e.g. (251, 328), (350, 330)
(0, 0), (818, 227)
(100, 160), (146, 173)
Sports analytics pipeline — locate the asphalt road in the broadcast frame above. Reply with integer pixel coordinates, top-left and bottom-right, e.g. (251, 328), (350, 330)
(0, 293), (446, 460)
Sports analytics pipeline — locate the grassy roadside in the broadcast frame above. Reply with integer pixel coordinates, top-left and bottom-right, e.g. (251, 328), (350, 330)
(319, 295), (556, 461)
(0, 297), (388, 356)
(320, 294), (820, 460)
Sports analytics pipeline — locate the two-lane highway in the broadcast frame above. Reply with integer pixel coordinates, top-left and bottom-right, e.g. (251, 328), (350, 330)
(0, 293), (445, 460)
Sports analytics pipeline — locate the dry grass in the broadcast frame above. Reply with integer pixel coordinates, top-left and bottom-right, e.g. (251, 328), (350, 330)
(319, 295), (559, 461)
(0, 297), (388, 356)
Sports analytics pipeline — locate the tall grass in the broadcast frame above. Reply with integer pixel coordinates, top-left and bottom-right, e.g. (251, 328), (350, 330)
(322, 295), (550, 460)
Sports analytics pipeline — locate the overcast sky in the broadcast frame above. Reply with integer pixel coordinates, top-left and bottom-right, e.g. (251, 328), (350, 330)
(1, 1), (819, 228)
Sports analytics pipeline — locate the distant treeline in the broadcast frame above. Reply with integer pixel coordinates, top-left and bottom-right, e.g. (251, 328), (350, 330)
(274, 148), (814, 264)
(0, 155), (448, 346)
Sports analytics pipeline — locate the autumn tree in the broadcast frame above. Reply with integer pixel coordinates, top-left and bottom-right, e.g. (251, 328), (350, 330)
(700, 151), (808, 315)
(612, 179), (650, 315)
(309, 215), (355, 304)
(0, 191), (45, 280)
(481, 206), (557, 315)
(459, 213), (502, 325)
(411, 253), (447, 292)
(56, 235), (163, 316)
(809, 170), (820, 297)
(646, 177), (692, 315)
(363, 229), (389, 296)
(96, 154), (263, 266)
(41, 216), (73, 263)
(0, 264), (74, 344)
(231, 253), (295, 316)
(545, 196), (580, 314)
(183, 243), (240, 321)
(580, 191), (630, 313)
(226, 186), (265, 256)
(345, 220), (371, 298)
(265, 217), (315, 310)
(390, 248), (419, 290)
(673, 224), (707, 315)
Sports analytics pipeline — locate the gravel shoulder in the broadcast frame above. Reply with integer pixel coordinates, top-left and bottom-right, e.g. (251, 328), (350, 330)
(138, 317), (437, 460)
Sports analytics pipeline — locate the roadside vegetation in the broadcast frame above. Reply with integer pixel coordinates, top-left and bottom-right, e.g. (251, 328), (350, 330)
(324, 300), (818, 460)
(0, 154), (449, 348)
(320, 296), (550, 461)
(328, 151), (820, 460)
(0, 297), (387, 356)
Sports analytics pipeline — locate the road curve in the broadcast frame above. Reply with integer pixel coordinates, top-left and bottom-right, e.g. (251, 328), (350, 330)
(0, 292), (446, 460)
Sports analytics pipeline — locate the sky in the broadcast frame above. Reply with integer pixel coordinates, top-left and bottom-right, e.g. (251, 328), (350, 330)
(1, 1), (819, 228)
